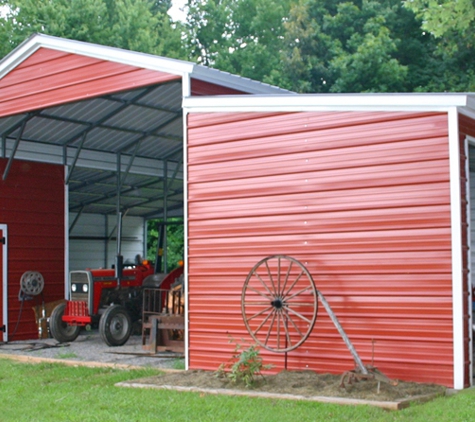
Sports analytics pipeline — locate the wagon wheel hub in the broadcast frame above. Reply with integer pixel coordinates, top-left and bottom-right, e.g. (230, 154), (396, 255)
(271, 298), (284, 309)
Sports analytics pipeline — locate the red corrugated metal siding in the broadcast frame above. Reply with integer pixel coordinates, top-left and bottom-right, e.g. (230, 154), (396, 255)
(0, 47), (180, 117)
(0, 158), (65, 340)
(187, 110), (454, 386)
(191, 79), (246, 96)
(459, 113), (475, 387)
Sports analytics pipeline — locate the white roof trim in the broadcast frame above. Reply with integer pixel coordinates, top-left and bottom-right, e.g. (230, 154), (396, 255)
(0, 33), (192, 78)
(183, 93), (475, 113)
(0, 33), (291, 95)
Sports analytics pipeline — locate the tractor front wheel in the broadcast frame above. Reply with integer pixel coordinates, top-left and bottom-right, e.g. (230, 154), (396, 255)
(49, 302), (81, 343)
(99, 305), (132, 347)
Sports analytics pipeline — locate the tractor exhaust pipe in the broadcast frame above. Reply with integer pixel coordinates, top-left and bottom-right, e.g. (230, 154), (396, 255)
(115, 212), (123, 287)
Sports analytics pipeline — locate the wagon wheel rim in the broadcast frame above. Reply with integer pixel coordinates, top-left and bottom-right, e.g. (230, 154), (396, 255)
(242, 255), (318, 353)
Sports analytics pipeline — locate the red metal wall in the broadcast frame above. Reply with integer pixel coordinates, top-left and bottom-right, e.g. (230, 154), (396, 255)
(191, 78), (247, 96)
(0, 48), (180, 117)
(0, 158), (65, 340)
(187, 110), (454, 386)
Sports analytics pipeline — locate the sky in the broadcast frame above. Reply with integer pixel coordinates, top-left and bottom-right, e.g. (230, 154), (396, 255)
(168, 0), (187, 22)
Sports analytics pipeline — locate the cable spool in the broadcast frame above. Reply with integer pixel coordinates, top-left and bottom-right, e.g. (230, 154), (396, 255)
(20, 271), (44, 296)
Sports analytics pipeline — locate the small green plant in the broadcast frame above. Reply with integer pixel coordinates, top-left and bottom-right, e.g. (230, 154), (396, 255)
(216, 339), (273, 388)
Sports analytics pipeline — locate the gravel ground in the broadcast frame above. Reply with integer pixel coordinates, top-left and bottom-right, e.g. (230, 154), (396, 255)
(0, 329), (183, 369)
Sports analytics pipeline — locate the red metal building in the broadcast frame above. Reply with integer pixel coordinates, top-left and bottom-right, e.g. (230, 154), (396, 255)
(2, 34), (475, 390)
(183, 95), (475, 389)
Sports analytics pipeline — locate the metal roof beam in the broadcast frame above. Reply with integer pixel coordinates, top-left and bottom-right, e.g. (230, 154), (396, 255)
(166, 158), (183, 191)
(65, 131), (88, 185)
(1, 115), (28, 158)
(121, 187), (183, 210)
(2, 114), (31, 181)
(69, 206), (85, 234)
(68, 172), (116, 192)
(59, 85), (159, 147)
(141, 202), (184, 219)
(69, 177), (166, 210)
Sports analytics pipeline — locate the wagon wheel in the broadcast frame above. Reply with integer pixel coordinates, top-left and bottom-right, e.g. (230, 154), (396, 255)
(242, 255), (318, 353)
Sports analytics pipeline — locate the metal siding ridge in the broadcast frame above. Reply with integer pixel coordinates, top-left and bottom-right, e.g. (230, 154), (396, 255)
(187, 112), (447, 147)
(187, 185), (451, 219)
(188, 139), (449, 183)
(0, 69), (180, 118)
(449, 108), (465, 389)
(0, 52), (99, 88)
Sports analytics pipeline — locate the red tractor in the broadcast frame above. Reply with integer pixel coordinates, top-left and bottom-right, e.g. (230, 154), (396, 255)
(49, 258), (183, 346)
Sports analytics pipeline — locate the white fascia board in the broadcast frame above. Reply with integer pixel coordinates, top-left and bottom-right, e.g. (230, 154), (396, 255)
(183, 93), (474, 113)
(3, 139), (183, 179)
(448, 107), (465, 390)
(190, 66), (294, 95)
(0, 33), (193, 79)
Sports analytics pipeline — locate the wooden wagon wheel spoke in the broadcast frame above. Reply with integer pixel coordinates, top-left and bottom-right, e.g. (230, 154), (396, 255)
(280, 260), (293, 296)
(282, 307), (305, 338)
(265, 260), (278, 295)
(242, 255), (318, 353)
(282, 269), (305, 298)
(264, 310), (278, 345)
(247, 285), (274, 301)
(285, 306), (313, 324)
(285, 285), (312, 302)
(248, 305), (274, 324)
(253, 271), (275, 297)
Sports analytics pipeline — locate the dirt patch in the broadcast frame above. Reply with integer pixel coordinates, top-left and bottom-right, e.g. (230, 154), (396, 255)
(131, 369), (446, 403)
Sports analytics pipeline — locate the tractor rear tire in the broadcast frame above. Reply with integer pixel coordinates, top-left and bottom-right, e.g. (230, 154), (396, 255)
(49, 302), (81, 343)
(99, 305), (132, 347)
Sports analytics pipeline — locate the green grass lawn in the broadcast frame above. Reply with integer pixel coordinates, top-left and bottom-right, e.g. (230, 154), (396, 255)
(0, 357), (474, 421)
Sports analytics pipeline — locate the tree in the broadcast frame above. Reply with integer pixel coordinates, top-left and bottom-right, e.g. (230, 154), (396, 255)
(404, 0), (475, 39)
(147, 218), (184, 272)
(404, 0), (475, 91)
(184, 0), (292, 86)
(0, 0), (186, 59)
(279, 0), (437, 93)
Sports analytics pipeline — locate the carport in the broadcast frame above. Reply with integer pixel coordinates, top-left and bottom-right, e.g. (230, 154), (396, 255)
(0, 33), (289, 341)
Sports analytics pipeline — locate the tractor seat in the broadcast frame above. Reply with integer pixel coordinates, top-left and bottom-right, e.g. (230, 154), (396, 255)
(142, 273), (166, 288)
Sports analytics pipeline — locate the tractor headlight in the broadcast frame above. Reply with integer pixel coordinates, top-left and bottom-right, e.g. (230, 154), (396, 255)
(71, 284), (77, 292)
(82, 284), (88, 293)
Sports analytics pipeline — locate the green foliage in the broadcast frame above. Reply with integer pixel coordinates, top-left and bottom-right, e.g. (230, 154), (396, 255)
(147, 218), (184, 272)
(404, 0), (475, 91)
(280, 0), (431, 93)
(217, 340), (273, 388)
(404, 0), (475, 39)
(0, 0), (187, 59)
(184, 0), (292, 85)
